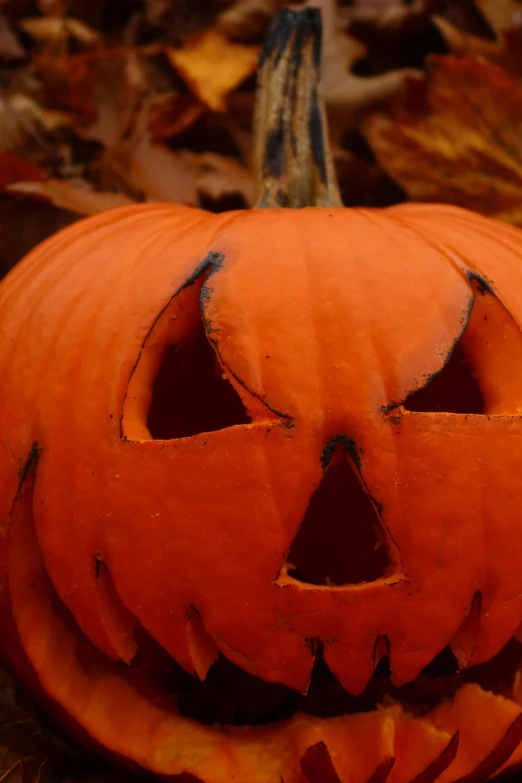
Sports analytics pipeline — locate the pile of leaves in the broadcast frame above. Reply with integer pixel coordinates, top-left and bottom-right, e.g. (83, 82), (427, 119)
(1, 0), (522, 278)
(2, 0), (522, 780)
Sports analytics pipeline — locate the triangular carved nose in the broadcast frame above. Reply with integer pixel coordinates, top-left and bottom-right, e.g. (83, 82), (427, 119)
(282, 439), (393, 587)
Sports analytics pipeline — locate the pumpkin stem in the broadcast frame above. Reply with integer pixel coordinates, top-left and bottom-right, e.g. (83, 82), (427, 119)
(253, 8), (342, 209)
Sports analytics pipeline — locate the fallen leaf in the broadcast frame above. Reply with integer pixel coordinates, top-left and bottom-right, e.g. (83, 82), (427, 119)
(167, 30), (260, 112)
(45, 51), (207, 206)
(144, 0), (172, 26)
(148, 92), (205, 140)
(217, 0), (285, 41)
(346, 0), (443, 35)
(195, 151), (253, 205)
(20, 16), (100, 46)
(0, 93), (71, 153)
(37, 48), (152, 131)
(307, 0), (422, 141)
(7, 178), (134, 215)
(432, 15), (503, 60)
(113, 141), (199, 204)
(363, 55), (522, 225)
(104, 94), (199, 204)
(0, 16), (25, 59)
(473, 0), (522, 38)
(432, 15), (522, 78)
(37, 0), (66, 14)
(64, 50), (148, 146)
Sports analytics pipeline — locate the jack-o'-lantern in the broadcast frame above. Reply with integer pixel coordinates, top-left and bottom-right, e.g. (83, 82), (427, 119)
(2, 9), (522, 783)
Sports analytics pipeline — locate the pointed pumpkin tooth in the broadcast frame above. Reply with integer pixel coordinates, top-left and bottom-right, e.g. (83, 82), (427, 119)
(388, 643), (449, 687)
(391, 714), (457, 783)
(450, 592), (481, 670)
(464, 597), (522, 667)
(374, 635), (389, 669)
(427, 683), (522, 782)
(323, 643), (374, 695)
(300, 742), (341, 783)
(186, 606), (219, 680)
(95, 557), (137, 664)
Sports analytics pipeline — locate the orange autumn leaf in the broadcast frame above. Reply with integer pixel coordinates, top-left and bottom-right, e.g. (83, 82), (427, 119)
(363, 55), (522, 226)
(167, 30), (261, 112)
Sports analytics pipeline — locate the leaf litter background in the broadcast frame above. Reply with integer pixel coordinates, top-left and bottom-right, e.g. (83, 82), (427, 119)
(1, 0), (522, 781)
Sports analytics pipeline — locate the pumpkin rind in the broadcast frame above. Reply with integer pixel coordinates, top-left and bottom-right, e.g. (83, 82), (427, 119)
(3, 202), (522, 780)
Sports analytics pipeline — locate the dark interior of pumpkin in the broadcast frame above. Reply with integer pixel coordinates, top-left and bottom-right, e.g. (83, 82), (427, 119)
(130, 626), (522, 727)
(124, 285), (522, 728)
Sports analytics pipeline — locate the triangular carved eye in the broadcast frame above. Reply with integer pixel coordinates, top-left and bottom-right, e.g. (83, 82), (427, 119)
(403, 342), (484, 414)
(282, 441), (393, 587)
(123, 275), (252, 442)
(402, 279), (522, 416)
(148, 318), (251, 440)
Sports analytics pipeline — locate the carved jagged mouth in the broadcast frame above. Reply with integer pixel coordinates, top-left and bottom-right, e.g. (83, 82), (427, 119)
(123, 623), (522, 728)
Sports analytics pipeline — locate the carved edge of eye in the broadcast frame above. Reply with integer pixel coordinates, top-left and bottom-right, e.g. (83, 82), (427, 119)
(276, 434), (403, 591)
(383, 274), (522, 418)
(121, 252), (292, 443)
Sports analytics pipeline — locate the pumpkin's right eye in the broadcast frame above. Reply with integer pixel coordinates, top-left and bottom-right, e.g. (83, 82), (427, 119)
(397, 277), (522, 417)
(403, 340), (484, 415)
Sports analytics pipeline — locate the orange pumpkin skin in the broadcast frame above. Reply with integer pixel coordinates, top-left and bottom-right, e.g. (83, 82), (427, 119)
(3, 201), (522, 781)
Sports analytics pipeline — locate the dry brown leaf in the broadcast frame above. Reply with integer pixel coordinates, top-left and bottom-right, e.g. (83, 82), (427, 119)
(148, 92), (205, 140)
(345, 0), (443, 34)
(20, 16), (100, 46)
(307, 0), (421, 141)
(432, 15), (503, 59)
(49, 51), (214, 207)
(167, 30), (260, 112)
(473, 0), (522, 37)
(0, 93), (71, 153)
(0, 16), (25, 59)
(37, 0), (66, 15)
(144, 0), (172, 26)
(432, 15), (522, 78)
(105, 95), (199, 204)
(7, 178), (134, 215)
(217, 0), (285, 40)
(363, 55), (522, 225)
(60, 55), (199, 204)
(112, 141), (199, 205)
(69, 51), (148, 147)
(195, 151), (253, 205)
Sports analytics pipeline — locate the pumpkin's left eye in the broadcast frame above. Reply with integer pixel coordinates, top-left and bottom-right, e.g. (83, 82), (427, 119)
(147, 316), (251, 440)
(122, 271), (263, 442)
(400, 278), (522, 417)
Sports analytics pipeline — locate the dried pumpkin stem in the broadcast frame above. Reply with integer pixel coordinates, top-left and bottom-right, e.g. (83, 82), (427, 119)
(253, 8), (342, 209)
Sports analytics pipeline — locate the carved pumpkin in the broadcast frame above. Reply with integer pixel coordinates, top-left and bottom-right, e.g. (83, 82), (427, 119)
(3, 9), (522, 783)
